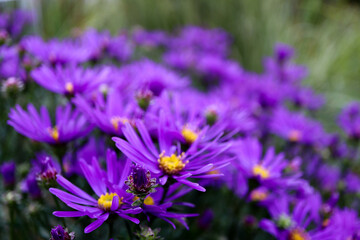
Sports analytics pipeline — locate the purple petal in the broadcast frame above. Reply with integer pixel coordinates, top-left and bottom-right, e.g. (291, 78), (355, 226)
(84, 213), (110, 233)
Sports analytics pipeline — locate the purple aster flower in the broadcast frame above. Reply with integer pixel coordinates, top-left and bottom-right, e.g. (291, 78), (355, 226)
(50, 225), (75, 240)
(259, 194), (334, 240)
(252, 76), (290, 109)
(8, 104), (92, 144)
(132, 28), (168, 47)
(270, 108), (328, 146)
(338, 102), (360, 139)
(232, 138), (312, 194)
(79, 29), (111, 61)
(326, 133), (349, 159)
(0, 161), (16, 187)
(315, 163), (341, 193)
(344, 172), (360, 194)
(0, 46), (25, 80)
(147, 90), (236, 147)
(73, 89), (141, 135)
(50, 149), (142, 233)
(107, 34), (133, 62)
(263, 43), (308, 83)
(274, 43), (295, 64)
(289, 86), (325, 111)
(121, 60), (189, 96)
(163, 49), (198, 71)
(113, 120), (231, 192)
(167, 26), (230, 57)
(21, 36), (91, 65)
(31, 64), (111, 96)
(194, 54), (244, 85)
(326, 208), (360, 240)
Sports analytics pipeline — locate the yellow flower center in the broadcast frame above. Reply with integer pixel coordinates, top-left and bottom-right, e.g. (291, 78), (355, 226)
(110, 116), (129, 131)
(207, 169), (220, 175)
(288, 229), (310, 240)
(322, 218), (330, 227)
(49, 126), (59, 142)
(250, 189), (268, 201)
(144, 196), (155, 205)
(133, 196), (155, 205)
(65, 82), (74, 94)
(158, 152), (187, 175)
(181, 127), (198, 144)
(288, 130), (302, 142)
(98, 193), (123, 211)
(252, 165), (270, 179)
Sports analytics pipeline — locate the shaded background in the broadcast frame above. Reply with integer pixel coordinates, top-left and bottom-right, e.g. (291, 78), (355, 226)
(3, 0), (360, 126)
(6, 0), (359, 113)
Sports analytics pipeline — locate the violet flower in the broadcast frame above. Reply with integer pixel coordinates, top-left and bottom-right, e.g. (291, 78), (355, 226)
(49, 150), (142, 233)
(113, 120), (230, 192)
(8, 104), (92, 144)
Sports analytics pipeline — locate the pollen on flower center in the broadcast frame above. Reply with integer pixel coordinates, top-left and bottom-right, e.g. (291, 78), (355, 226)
(181, 127), (198, 144)
(48, 126), (59, 142)
(158, 152), (187, 175)
(288, 228), (310, 240)
(98, 193), (123, 211)
(144, 196), (155, 205)
(65, 82), (74, 94)
(250, 189), (268, 201)
(252, 165), (270, 179)
(288, 129), (302, 142)
(133, 196), (155, 205)
(110, 116), (129, 131)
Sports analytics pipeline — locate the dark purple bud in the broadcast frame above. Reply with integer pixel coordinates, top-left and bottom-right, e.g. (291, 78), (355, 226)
(37, 156), (58, 186)
(0, 161), (16, 187)
(133, 165), (148, 188)
(23, 174), (41, 199)
(197, 209), (213, 229)
(50, 225), (75, 240)
(126, 165), (157, 197)
(275, 43), (294, 64)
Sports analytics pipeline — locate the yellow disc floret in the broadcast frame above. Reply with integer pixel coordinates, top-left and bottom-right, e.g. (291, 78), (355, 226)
(158, 152), (187, 175)
(288, 228), (310, 240)
(143, 196), (155, 205)
(288, 129), (302, 142)
(181, 127), (198, 144)
(98, 193), (123, 211)
(110, 116), (129, 131)
(250, 189), (268, 201)
(252, 165), (270, 179)
(133, 196), (155, 205)
(65, 82), (74, 94)
(49, 126), (59, 142)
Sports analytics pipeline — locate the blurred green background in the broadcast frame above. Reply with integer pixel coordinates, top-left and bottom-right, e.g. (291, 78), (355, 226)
(9, 0), (360, 126)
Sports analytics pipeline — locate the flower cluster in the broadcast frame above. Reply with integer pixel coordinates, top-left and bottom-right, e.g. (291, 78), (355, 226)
(1, 8), (360, 240)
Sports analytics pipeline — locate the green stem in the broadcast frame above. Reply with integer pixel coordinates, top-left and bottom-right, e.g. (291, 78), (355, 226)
(9, 205), (16, 240)
(52, 194), (67, 227)
(125, 220), (133, 240)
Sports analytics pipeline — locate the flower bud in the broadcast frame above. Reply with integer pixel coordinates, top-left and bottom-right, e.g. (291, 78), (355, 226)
(0, 161), (16, 187)
(50, 225), (75, 240)
(125, 165), (157, 198)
